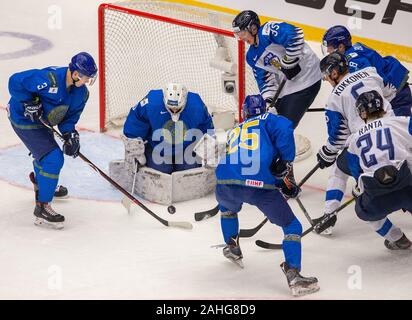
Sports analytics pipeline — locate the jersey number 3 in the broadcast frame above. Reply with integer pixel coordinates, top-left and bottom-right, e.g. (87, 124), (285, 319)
(356, 128), (395, 168)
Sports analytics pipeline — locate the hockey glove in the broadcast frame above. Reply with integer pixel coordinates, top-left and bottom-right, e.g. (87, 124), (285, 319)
(352, 184), (362, 198)
(23, 96), (43, 122)
(62, 130), (80, 158)
(265, 98), (278, 114)
(317, 145), (338, 169)
(280, 178), (301, 199)
(271, 159), (293, 180)
(280, 56), (301, 80)
(121, 135), (147, 170)
(313, 213), (337, 234)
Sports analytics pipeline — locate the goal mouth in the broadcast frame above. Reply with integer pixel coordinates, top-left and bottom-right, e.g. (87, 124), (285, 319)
(98, 1), (312, 161)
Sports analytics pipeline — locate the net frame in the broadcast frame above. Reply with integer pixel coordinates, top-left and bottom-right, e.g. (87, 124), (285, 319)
(98, 2), (247, 132)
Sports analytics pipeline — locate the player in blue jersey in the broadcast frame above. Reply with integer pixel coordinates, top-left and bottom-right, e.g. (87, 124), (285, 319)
(122, 83), (214, 174)
(232, 10), (321, 184)
(345, 91), (412, 249)
(8, 52), (98, 229)
(215, 94), (319, 297)
(322, 25), (411, 111)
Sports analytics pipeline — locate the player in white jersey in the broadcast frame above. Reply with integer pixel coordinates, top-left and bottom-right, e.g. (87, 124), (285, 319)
(313, 52), (407, 234)
(345, 91), (412, 249)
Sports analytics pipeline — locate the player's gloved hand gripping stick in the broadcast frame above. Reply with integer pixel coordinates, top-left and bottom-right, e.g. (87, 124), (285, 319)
(39, 118), (193, 230)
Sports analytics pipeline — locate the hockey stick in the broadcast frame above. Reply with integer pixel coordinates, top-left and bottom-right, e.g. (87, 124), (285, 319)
(255, 196), (356, 249)
(40, 119), (193, 230)
(195, 205), (219, 221)
(306, 108), (325, 112)
(239, 162), (321, 238)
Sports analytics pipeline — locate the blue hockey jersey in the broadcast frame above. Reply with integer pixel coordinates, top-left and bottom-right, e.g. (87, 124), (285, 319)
(8, 67), (89, 134)
(123, 89), (213, 156)
(216, 113), (295, 189)
(346, 42), (409, 91)
(246, 21), (321, 100)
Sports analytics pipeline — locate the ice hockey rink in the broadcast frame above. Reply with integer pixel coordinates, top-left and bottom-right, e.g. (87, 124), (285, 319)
(0, 0), (411, 300)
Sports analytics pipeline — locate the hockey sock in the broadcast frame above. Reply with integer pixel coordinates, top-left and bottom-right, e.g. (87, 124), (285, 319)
(34, 148), (64, 203)
(368, 218), (403, 242)
(282, 217), (302, 271)
(325, 164), (349, 214)
(220, 211), (239, 244)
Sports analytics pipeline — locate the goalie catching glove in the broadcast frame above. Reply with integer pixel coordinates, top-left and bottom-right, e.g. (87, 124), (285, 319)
(121, 135), (146, 172)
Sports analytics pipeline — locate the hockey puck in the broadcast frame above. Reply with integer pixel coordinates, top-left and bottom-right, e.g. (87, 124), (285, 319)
(167, 205), (176, 214)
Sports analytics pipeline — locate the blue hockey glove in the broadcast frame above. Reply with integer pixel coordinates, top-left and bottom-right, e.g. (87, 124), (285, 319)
(280, 56), (301, 80)
(23, 96), (43, 122)
(62, 130), (80, 158)
(271, 159), (293, 179)
(317, 145), (338, 169)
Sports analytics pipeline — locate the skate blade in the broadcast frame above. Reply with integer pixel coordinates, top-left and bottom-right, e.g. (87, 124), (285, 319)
(291, 283), (320, 297)
(226, 257), (244, 269)
(54, 195), (69, 200)
(34, 217), (64, 230)
(321, 227), (333, 235)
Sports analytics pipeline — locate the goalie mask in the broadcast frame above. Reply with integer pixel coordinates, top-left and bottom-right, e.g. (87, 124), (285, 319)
(163, 83), (188, 122)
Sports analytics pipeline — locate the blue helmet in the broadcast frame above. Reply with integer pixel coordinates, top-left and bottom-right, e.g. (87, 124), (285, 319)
(69, 52), (98, 78)
(242, 94), (266, 119)
(322, 25), (352, 55)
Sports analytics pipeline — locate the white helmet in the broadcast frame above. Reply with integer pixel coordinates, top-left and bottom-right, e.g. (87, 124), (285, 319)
(163, 83), (188, 122)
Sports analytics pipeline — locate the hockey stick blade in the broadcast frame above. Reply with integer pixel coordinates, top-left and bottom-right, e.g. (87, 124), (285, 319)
(194, 205), (219, 221)
(255, 197), (356, 250)
(255, 240), (282, 250)
(168, 221), (193, 229)
(239, 218), (268, 238)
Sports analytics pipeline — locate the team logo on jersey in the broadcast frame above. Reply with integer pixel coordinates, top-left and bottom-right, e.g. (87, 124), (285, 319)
(245, 179), (264, 188)
(47, 105), (69, 125)
(263, 52), (281, 69)
(162, 119), (187, 145)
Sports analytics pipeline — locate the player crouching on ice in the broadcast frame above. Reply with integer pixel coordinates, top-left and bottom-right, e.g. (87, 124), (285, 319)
(214, 94), (319, 297)
(7, 52), (98, 229)
(121, 83), (213, 175)
(346, 91), (412, 250)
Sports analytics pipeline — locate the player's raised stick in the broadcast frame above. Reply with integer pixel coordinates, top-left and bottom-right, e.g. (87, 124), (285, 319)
(40, 119), (192, 230)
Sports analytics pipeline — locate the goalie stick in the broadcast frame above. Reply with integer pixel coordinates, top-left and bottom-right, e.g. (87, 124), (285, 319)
(238, 162), (321, 238)
(255, 197), (356, 249)
(40, 119), (193, 230)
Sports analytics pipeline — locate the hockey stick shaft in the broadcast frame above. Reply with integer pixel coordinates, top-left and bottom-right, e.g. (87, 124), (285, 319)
(306, 108), (325, 112)
(239, 163), (321, 238)
(255, 197), (356, 249)
(40, 120), (192, 230)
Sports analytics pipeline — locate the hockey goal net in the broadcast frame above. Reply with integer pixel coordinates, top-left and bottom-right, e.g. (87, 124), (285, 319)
(98, 0), (311, 160)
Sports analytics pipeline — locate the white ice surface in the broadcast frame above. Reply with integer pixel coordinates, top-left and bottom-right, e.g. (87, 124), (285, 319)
(0, 0), (411, 300)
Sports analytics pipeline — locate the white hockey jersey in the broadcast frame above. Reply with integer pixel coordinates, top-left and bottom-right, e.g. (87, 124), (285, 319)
(246, 21), (321, 100)
(324, 66), (394, 153)
(347, 116), (412, 191)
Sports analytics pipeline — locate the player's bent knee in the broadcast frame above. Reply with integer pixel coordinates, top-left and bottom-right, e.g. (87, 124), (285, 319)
(40, 148), (64, 173)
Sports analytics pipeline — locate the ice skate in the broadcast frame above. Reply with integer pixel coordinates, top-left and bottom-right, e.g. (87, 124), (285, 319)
(29, 172), (68, 200)
(34, 202), (65, 230)
(223, 236), (244, 268)
(280, 262), (319, 297)
(384, 233), (412, 250)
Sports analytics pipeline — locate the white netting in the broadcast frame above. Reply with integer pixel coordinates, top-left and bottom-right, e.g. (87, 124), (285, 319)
(100, 0), (259, 129)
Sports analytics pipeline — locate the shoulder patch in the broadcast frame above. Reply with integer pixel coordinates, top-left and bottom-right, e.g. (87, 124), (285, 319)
(262, 21), (279, 36)
(347, 52), (358, 59)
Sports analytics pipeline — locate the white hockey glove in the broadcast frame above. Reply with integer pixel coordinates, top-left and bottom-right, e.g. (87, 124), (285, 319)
(352, 184), (362, 198)
(280, 56), (301, 80)
(121, 135), (146, 172)
(193, 133), (226, 168)
(265, 98), (278, 115)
